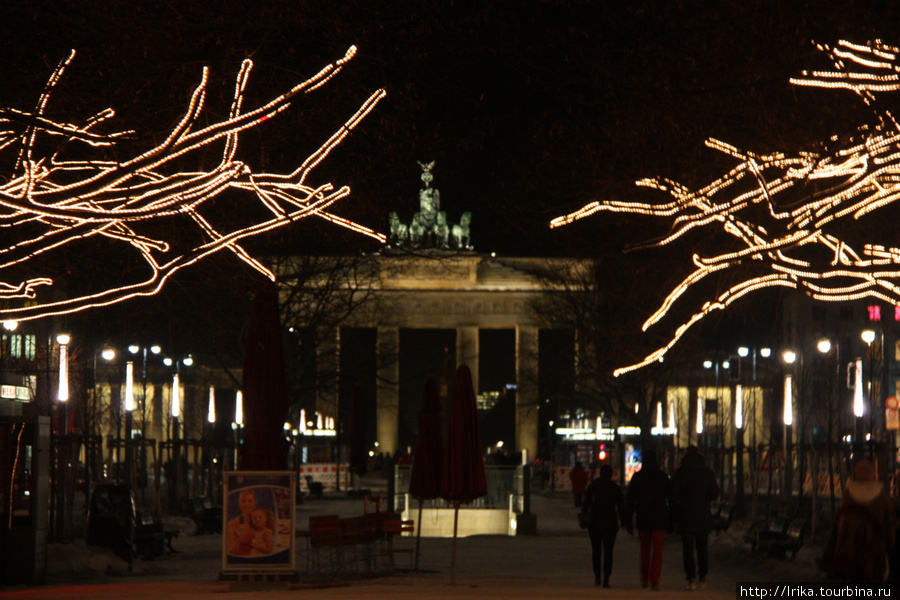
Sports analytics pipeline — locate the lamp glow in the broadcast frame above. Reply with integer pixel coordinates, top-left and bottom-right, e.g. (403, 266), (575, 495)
(854, 358), (865, 417)
(696, 397), (704, 434)
(57, 336), (69, 402)
(207, 386), (215, 423)
(124, 361), (134, 411)
(235, 390), (243, 426)
(171, 373), (180, 418)
(783, 375), (793, 426)
(735, 384), (744, 429)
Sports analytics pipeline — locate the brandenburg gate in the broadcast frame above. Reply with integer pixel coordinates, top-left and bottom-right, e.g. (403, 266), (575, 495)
(288, 162), (575, 460)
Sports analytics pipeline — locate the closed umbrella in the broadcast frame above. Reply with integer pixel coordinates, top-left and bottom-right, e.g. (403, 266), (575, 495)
(440, 364), (486, 584)
(239, 278), (289, 471)
(408, 378), (443, 569)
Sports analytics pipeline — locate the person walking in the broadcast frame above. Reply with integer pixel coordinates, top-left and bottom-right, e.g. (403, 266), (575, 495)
(822, 460), (895, 583)
(569, 461), (588, 508)
(671, 445), (720, 590)
(580, 464), (626, 587)
(625, 449), (671, 591)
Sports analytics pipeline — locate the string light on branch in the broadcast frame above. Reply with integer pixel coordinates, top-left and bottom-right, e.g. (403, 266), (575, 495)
(552, 39), (900, 376)
(0, 48), (386, 322)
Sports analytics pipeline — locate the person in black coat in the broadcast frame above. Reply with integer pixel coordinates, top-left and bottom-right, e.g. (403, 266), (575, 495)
(625, 449), (671, 590)
(581, 464), (626, 587)
(671, 445), (720, 590)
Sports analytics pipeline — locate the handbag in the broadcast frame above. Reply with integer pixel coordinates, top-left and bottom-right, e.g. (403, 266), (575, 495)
(578, 509), (591, 529)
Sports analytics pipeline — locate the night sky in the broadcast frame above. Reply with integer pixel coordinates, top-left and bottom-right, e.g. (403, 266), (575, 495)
(3, 0), (900, 356)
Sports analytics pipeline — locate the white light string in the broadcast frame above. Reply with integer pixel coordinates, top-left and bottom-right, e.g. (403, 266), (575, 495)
(0, 47), (386, 321)
(552, 40), (900, 375)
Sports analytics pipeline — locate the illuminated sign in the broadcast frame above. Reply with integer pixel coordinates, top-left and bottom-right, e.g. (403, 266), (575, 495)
(1, 385), (32, 401)
(556, 425), (677, 440)
(308, 429), (337, 437)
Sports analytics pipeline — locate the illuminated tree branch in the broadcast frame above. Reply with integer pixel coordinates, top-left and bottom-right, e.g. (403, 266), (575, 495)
(552, 39), (900, 376)
(0, 47), (386, 321)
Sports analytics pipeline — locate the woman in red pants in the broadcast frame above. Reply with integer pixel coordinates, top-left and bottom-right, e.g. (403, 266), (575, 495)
(625, 449), (672, 591)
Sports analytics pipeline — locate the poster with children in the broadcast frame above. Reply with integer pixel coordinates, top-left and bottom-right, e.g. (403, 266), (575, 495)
(222, 471), (295, 571)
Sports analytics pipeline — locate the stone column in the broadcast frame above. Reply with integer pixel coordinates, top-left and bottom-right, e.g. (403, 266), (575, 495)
(516, 326), (539, 461)
(377, 326), (400, 457)
(456, 326), (479, 395)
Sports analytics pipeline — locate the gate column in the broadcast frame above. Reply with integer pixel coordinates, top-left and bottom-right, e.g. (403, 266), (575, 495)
(516, 325), (539, 461)
(377, 326), (400, 456)
(457, 325), (480, 395)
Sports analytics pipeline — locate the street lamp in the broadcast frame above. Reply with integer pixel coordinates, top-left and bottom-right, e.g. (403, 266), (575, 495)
(702, 358), (729, 450)
(816, 337), (844, 515)
(861, 329), (877, 447)
(782, 349), (797, 505)
(56, 333), (70, 403)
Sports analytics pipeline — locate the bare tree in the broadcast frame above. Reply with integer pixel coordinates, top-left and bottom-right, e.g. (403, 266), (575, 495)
(274, 254), (380, 419)
(0, 47), (385, 322)
(552, 40), (900, 375)
(528, 257), (698, 453)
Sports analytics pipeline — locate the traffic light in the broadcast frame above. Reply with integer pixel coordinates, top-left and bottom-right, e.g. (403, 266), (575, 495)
(598, 444), (608, 462)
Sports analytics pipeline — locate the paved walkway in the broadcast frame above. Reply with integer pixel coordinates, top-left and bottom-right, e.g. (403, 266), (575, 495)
(3, 489), (829, 600)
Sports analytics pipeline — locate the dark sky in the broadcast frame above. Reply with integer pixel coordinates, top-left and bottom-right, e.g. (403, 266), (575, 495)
(6, 0), (899, 257)
(3, 0), (900, 355)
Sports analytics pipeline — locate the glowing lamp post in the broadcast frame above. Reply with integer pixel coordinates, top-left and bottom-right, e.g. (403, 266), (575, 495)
(123, 360), (135, 487)
(782, 350), (796, 504)
(861, 329), (877, 447)
(56, 334), (70, 402)
(53, 332), (70, 541)
(233, 390), (244, 470)
(56, 334), (70, 437)
(816, 337), (842, 515)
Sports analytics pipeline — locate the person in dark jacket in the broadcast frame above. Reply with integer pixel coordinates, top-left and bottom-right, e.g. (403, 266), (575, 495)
(671, 445), (720, 590)
(625, 449), (671, 591)
(581, 464), (626, 587)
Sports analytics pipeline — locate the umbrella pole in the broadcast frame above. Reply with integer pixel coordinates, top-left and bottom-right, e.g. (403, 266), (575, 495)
(451, 501), (460, 585)
(415, 499), (424, 571)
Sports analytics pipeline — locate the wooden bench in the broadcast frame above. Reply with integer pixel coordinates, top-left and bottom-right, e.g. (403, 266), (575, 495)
(710, 503), (736, 533)
(134, 509), (166, 560)
(190, 496), (222, 534)
(751, 514), (808, 559)
(762, 517), (809, 560)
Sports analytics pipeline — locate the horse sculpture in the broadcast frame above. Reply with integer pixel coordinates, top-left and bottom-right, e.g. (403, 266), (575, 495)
(451, 211), (472, 249)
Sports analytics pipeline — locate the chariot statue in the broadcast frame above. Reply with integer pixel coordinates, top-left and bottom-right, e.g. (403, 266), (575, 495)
(386, 161), (472, 251)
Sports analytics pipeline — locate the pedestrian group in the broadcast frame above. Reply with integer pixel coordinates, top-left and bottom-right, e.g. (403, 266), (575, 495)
(577, 444), (719, 591)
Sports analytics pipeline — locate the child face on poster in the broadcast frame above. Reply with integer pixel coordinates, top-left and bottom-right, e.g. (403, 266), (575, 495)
(251, 508), (270, 530)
